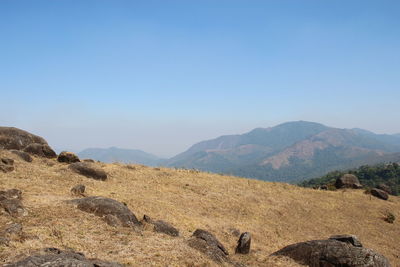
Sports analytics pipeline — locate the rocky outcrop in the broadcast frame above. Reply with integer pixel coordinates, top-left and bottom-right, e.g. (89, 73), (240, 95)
(271, 237), (390, 267)
(335, 174), (362, 189)
(329, 234), (363, 247)
(3, 247), (124, 267)
(68, 196), (140, 227)
(69, 162), (107, 180)
(371, 188), (389, 200)
(188, 229), (229, 263)
(0, 127), (56, 158)
(0, 158), (14, 173)
(10, 150), (32, 162)
(58, 151), (80, 163)
(235, 232), (251, 254)
(143, 215), (179, 237)
(0, 189), (26, 217)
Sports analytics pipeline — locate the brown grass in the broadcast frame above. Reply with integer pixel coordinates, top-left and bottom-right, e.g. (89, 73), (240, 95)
(0, 150), (399, 266)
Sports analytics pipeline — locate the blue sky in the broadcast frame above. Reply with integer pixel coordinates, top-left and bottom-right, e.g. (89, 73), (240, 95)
(1, 0), (399, 157)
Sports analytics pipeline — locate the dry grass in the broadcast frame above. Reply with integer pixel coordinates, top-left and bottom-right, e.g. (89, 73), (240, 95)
(0, 150), (399, 266)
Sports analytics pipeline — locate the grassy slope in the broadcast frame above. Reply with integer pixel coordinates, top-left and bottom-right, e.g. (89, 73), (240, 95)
(0, 150), (399, 266)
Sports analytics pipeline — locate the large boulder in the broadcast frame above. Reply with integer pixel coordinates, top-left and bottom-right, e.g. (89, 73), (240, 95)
(4, 247), (124, 267)
(371, 188), (389, 200)
(58, 151), (80, 163)
(271, 237), (390, 267)
(335, 174), (362, 189)
(69, 162), (107, 181)
(0, 127), (47, 150)
(0, 127), (56, 158)
(188, 229), (229, 263)
(68, 196), (140, 227)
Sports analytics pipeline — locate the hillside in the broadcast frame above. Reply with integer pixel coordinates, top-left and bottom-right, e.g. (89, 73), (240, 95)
(166, 121), (400, 182)
(78, 147), (163, 166)
(299, 162), (400, 195)
(1, 149), (399, 266)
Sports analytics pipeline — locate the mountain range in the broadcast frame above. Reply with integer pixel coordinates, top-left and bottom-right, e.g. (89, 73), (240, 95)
(77, 121), (400, 182)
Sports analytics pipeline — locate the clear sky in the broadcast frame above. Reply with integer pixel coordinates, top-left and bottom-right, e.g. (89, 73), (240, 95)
(1, 0), (399, 157)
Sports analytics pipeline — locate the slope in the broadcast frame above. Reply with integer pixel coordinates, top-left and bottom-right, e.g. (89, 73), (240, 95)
(1, 150), (399, 266)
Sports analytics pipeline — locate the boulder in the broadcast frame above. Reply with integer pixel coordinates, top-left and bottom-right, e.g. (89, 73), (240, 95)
(3, 247), (124, 267)
(329, 234), (362, 247)
(71, 184), (86, 196)
(188, 229), (228, 263)
(143, 215), (179, 237)
(58, 151), (80, 163)
(0, 158), (14, 173)
(377, 183), (392, 195)
(335, 174), (362, 189)
(10, 150), (32, 162)
(235, 232), (251, 254)
(0, 127), (47, 150)
(23, 143), (57, 158)
(69, 162), (107, 181)
(371, 188), (389, 200)
(271, 238), (390, 267)
(68, 196), (140, 227)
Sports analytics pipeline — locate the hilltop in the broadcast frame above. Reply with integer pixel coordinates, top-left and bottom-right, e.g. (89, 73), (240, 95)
(1, 147), (400, 265)
(166, 121), (400, 182)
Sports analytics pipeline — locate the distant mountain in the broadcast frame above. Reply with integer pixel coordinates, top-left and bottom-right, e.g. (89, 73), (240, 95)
(165, 121), (400, 182)
(78, 147), (163, 166)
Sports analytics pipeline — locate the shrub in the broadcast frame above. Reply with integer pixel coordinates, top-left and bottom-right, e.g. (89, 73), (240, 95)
(384, 211), (396, 224)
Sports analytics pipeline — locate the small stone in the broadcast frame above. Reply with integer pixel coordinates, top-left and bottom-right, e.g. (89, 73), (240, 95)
(71, 184), (86, 196)
(235, 232), (251, 254)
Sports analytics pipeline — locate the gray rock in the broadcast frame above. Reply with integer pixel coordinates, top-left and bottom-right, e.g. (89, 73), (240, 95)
(68, 196), (140, 227)
(10, 150), (33, 162)
(335, 174), (362, 189)
(371, 188), (389, 200)
(104, 214), (121, 227)
(271, 239), (390, 267)
(71, 184), (86, 196)
(143, 215), (179, 237)
(23, 143), (57, 158)
(69, 162), (107, 181)
(0, 198), (26, 217)
(0, 189), (26, 217)
(188, 229), (228, 263)
(4, 247), (124, 267)
(235, 232), (251, 254)
(0, 158), (14, 173)
(377, 183), (392, 195)
(329, 234), (362, 247)
(58, 151), (80, 163)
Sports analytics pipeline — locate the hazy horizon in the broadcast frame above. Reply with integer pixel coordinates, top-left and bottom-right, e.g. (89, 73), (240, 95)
(1, 1), (399, 157)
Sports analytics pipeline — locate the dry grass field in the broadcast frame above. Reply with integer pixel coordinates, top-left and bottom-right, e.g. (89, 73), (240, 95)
(0, 149), (399, 266)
